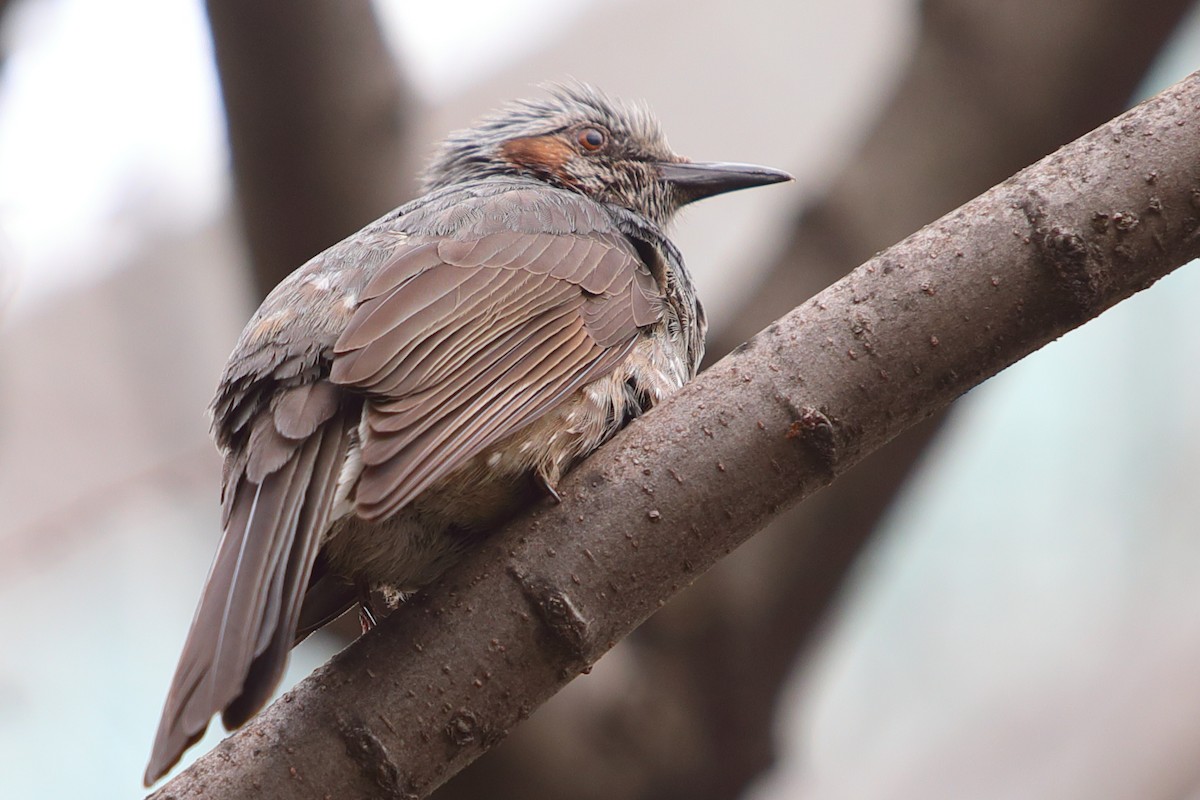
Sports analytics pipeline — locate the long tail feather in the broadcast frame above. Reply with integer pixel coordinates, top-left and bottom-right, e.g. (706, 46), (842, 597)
(144, 417), (350, 786)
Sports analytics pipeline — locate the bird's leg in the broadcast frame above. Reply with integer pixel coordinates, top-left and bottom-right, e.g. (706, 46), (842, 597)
(356, 576), (379, 634)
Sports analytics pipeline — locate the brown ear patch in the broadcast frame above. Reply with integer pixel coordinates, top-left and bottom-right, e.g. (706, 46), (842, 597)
(501, 135), (576, 182)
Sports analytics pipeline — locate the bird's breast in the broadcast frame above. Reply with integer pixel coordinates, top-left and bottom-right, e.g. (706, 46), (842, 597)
(323, 326), (691, 592)
(459, 324), (691, 501)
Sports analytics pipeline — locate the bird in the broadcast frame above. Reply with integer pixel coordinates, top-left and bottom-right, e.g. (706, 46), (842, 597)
(145, 83), (791, 785)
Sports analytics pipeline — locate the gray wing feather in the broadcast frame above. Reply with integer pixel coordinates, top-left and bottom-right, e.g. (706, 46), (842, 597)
(331, 219), (661, 521)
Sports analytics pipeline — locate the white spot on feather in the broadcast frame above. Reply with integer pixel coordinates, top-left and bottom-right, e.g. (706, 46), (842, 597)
(304, 273), (333, 291)
(329, 425), (365, 526)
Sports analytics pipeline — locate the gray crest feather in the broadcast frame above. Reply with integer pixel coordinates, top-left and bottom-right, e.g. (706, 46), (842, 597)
(423, 81), (668, 193)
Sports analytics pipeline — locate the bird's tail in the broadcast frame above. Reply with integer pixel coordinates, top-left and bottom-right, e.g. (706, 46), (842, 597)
(144, 410), (351, 786)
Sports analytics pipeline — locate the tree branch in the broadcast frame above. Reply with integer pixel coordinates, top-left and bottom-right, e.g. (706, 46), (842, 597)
(439, 3), (1197, 797)
(150, 71), (1200, 800)
(205, 0), (419, 299)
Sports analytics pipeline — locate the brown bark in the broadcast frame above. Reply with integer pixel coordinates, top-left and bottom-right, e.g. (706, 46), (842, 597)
(149, 69), (1200, 800)
(440, 2), (1197, 798)
(204, 0), (419, 299)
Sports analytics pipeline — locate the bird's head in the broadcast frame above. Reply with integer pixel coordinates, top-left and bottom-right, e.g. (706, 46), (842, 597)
(422, 83), (791, 227)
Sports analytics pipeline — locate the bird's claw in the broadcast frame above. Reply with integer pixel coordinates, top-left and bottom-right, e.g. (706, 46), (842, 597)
(537, 473), (563, 504)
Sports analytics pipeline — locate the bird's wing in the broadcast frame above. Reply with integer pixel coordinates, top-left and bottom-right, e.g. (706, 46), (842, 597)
(332, 216), (664, 520)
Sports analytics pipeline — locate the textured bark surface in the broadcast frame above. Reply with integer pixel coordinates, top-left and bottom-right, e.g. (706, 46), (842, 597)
(439, 2), (1198, 798)
(205, 0), (419, 299)
(720, 0), (1197, 348)
(149, 70), (1200, 800)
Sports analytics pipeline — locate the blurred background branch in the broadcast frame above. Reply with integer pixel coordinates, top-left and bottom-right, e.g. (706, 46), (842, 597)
(205, 0), (419, 297)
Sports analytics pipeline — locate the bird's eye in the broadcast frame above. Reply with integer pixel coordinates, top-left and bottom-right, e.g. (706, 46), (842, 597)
(577, 127), (606, 151)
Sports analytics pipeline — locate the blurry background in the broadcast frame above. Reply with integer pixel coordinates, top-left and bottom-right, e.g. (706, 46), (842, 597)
(1, 1), (1199, 797)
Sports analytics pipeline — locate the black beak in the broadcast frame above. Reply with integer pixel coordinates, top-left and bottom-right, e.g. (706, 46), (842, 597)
(657, 160), (793, 205)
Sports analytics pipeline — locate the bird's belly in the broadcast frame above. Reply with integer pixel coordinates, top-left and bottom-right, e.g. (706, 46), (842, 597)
(322, 331), (689, 593)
